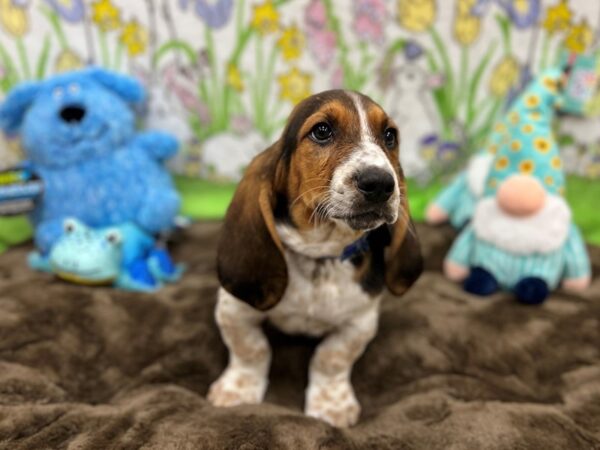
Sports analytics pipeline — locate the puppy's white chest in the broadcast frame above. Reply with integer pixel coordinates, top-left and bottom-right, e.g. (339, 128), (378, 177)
(267, 251), (377, 336)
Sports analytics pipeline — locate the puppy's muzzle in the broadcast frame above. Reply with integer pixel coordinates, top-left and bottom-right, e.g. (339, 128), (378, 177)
(354, 167), (395, 204)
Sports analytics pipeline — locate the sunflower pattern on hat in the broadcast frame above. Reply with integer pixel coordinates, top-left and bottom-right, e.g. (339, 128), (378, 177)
(484, 68), (566, 197)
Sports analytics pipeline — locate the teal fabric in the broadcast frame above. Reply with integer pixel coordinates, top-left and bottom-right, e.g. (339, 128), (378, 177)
(447, 224), (591, 289)
(433, 172), (476, 229)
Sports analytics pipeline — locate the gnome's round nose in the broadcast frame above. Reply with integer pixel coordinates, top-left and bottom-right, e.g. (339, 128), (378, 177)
(496, 174), (546, 217)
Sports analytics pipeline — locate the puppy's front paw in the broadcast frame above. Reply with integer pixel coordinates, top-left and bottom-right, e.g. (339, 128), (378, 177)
(305, 379), (360, 428)
(207, 368), (267, 407)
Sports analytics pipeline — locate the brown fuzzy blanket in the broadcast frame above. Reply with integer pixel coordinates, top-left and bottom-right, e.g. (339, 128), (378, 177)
(0, 222), (599, 450)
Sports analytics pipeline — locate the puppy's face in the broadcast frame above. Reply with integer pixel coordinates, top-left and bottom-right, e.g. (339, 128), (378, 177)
(282, 90), (401, 231)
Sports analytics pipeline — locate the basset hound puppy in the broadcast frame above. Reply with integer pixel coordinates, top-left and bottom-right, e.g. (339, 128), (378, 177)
(208, 90), (423, 427)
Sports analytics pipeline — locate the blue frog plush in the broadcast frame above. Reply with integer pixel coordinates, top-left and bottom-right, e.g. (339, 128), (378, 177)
(28, 218), (183, 291)
(0, 67), (181, 254)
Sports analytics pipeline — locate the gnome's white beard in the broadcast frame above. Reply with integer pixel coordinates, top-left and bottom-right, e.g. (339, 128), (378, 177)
(472, 194), (571, 255)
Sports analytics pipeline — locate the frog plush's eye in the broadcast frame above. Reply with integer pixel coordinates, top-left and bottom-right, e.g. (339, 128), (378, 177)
(105, 230), (122, 245)
(64, 219), (78, 233)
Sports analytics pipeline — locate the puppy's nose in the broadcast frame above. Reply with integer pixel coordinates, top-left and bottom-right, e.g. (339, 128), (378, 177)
(355, 167), (395, 203)
(59, 105), (86, 124)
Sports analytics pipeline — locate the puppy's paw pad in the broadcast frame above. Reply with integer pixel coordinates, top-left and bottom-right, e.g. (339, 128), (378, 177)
(305, 382), (360, 427)
(207, 370), (266, 407)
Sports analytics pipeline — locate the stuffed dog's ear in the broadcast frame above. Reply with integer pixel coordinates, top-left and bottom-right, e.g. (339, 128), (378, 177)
(87, 67), (145, 104)
(0, 82), (41, 134)
(217, 144), (288, 311)
(384, 182), (423, 296)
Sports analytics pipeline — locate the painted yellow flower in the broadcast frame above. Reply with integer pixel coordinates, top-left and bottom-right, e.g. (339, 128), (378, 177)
(525, 94), (540, 108)
(494, 122), (507, 134)
(278, 67), (312, 104)
(227, 63), (244, 92)
(251, 1), (279, 35)
(529, 111), (541, 121)
(397, 0), (436, 33)
(277, 25), (304, 61)
(522, 123), (534, 134)
(457, 0), (477, 15)
(495, 156), (509, 170)
(510, 140), (522, 152)
(551, 156), (562, 169)
(453, 13), (480, 47)
(542, 76), (558, 93)
(54, 48), (84, 73)
(509, 111), (520, 124)
(534, 137), (551, 153)
(489, 55), (519, 97)
(120, 19), (148, 56)
(519, 160), (535, 174)
(91, 0), (120, 32)
(0, 0), (28, 38)
(488, 178), (498, 189)
(545, 175), (554, 186)
(563, 19), (593, 54)
(542, 0), (572, 35)
(488, 143), (498, 154)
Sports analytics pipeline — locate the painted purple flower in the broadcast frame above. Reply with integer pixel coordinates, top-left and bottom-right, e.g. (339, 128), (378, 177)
(353, 0), (386, 44)
(44, 0), (85, 23)
(438, 141), (460, 161)
(472, 0), (540, 29)
(305, 0), (327, 29)
(179, 0), (233, 29)
(404, 40), (424, 61)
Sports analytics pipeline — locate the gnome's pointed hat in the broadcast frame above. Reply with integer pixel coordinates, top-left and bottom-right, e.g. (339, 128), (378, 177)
(484, 68), (567, 197)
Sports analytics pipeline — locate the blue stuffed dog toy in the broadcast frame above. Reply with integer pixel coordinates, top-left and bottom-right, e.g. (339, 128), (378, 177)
(0, 67), (180, 254)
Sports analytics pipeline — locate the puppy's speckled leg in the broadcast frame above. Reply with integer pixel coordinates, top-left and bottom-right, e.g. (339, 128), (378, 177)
(305, 303), (379, 427)
(208, 288), (270, 407)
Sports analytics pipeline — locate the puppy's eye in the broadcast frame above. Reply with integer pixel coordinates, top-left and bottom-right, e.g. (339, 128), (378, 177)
(310, 122), (333, 144)
(383, 128), (397, 149)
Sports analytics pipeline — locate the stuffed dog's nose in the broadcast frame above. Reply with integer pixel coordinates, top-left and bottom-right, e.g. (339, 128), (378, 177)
(355, 167), (395, 203)
(60, 105), (86, 124)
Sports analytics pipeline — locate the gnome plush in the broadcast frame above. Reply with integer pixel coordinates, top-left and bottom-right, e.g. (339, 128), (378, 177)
(426, 68), (563, 229)
(443, 68), (591, 304)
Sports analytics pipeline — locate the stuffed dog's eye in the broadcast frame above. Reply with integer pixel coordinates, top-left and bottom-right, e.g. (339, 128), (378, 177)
(68, 83), (80, 94)
(53, 87), (64, 100)
(384, 128), (397, 149)
(310, 122), (333, 144)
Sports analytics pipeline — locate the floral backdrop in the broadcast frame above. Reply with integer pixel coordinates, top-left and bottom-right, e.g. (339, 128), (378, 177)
(1, 0), (600, 182)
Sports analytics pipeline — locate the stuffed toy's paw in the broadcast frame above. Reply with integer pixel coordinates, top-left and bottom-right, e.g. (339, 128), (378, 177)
(425, 203), (449, 225)
(514, 277), (549, 305)
(562, 276), (591, 292)
(464, 267), (500, 297)
(443, 259), (469, 282)
(148, 247), (185, 282)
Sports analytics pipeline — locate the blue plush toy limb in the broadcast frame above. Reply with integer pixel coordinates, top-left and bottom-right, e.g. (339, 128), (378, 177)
(0, 81), (40, 135)
(563, 225), (592, 281)
(34, 218), (66, 255)
(136, 188), (181, 234)
(148, 247), (185, 282)
(131, 131), (179, 162)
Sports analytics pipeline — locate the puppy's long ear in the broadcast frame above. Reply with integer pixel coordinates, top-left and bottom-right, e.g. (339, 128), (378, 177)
(384, 181), (424, 296)
(217, 144), (287, 311)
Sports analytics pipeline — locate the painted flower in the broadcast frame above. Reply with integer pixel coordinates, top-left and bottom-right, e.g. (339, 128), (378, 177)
(0, 0), (28, 38)
(179, 0), (233, 29)
(278, 67), (312, 104)
(563, 19), (593, 54)
(54, 48), (84, 73)
(472, 0), (540, 29)
(542, 0), (571, 35)
(251, 1), (279, 35)
(489, 55), (520, 97)
(331, 65), (343, 88)
(120, 19), (148, 57)
(453, 12), (480, 46)
(44, 0), (85, 23)
(438, 141), (459, 161)
(91, 0), (120, 32)
(397, 0), (436, 33)
(404, 40), (424, 60)
(307, 29), (336, 69)
(305, 0), (327, 29)
(227, 63), (244, 92)
(277, 24), (304, 61)
(353, 0), (386, 44)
